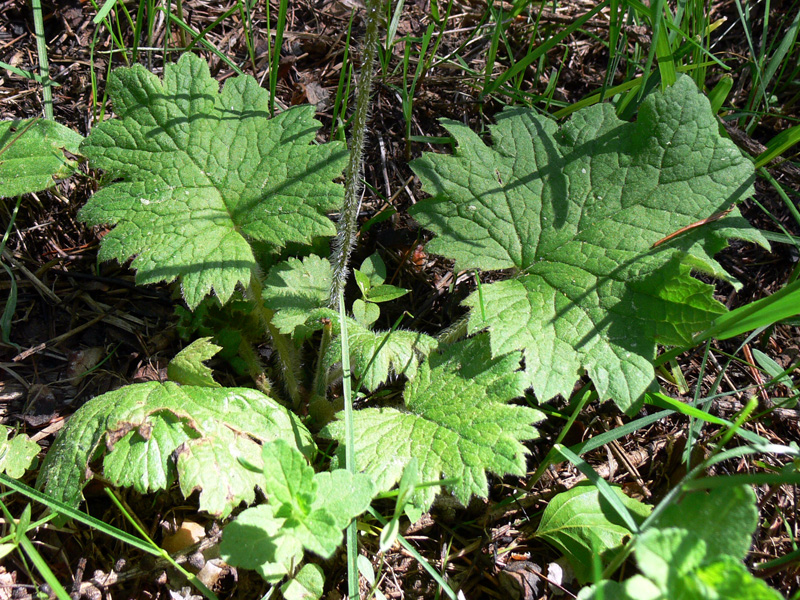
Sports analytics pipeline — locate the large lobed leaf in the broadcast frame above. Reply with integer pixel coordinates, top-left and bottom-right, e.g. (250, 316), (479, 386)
(262, 254), (336, 340)
(263, 254), (437, 390)
(324, 320), (438, 392)
(410, 75), (766, 412)
(321, 335), (545, 509)
(38, 382), (314, 517)
(0, 118), (82, 198)
(79, 53), (347, 308)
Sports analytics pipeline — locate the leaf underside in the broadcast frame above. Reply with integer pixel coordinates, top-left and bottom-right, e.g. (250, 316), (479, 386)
(322, 335), (545, 509)
(37, 382), (314, 517)
(79, 53), (347, 308)
(410, 75), (766, 412)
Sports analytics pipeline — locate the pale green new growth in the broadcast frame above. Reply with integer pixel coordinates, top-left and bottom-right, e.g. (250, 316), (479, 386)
(38, 382), (314, 517)
(79, 53), (347, 308)
(281, 564), (324, 600)
(166, 336), (222, 387)
(0, 118), (82, 197)
(410, 75), (766, 412)
(535, 482), (651, 583)
(322, 335), (545, 509)
(221, 440), (374, 582)
(0, 425), (40, 479)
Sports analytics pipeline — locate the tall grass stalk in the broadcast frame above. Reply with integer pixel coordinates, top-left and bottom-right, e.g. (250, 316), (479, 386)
(30, 0), (53, 119)
(338, 289), (359, 597)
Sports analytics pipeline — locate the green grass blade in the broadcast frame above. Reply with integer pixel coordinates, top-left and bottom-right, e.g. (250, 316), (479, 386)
(0, 500), (70, 600)
(707, 74), (733, 114)
(331, 10), (355, 139)
(385, 0), (406, 56)
(695, 278), (800, 341)
(30, 0), (53, 119)
(338, 289), (359, 598)
(0, 61), (61, 85)
(553, 77), (642, 118)
(645, 394), (767, 446)
(683, 470), (800, 491)
(18, 533), (72, 600)
(654, 8), (677, 88)
(269, 0), (289, 116)
(483, 6), (504, 94)
(366, 507), (458, 599)
(554, 445), (640, 533)
(757, 168), (800, 232)
(105, 489), (219, 600)
(161, 11), (244, 76)
(755, 124), (800, 168)
(482, 1), (609, 98)
(0, 474), (161, 556)
(761, 8), (800, 96)
(184, 5), (240, 54)
(93, 0), (118, 24)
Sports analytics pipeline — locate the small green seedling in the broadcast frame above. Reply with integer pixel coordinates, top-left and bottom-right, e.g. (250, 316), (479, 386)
(220, 439), (374, 583)
(353, 252), (409, 327)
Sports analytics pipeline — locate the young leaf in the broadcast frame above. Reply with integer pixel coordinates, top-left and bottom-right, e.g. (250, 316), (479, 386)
(634, 528), (782, 600)
(694, 557), (783, 600)
(354, 268), (372, 296)
(0, 119), (82, 197)
(577, 576), (660, 600)
(365, 284), (409, 303)
(219, 504), (303, 582)
(312, 469), (376, 529)
(321, 335), (545, 509)
(324, 320), (437, 391)
(579, 528), (783, 600)
(352, 299), (380, 327)
(409, 75), (765, 411)
(166, 337), (222, 387)
(380, 459), (419, 552)
(221, 440), (374, 581)
(79, 54), (347, 308)
(535, 482), (651, 583)
(654, 485), (757, 562)
(263, 254), (336, 340)
(357, 554), (375, 585)
(37, 382), (314, 517)
(0, 425), (40, 479)
(635, 528), (708, 588)
(281, 563), (325, 600)
(360, 253), (387, 286)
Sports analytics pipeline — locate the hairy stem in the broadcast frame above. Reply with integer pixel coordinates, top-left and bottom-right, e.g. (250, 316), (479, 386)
(248, 276), (303, 408)
(329, 0), (382, 309)
(312, 317), (334, 399)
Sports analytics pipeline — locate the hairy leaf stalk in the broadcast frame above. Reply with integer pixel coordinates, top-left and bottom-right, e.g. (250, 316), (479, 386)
(249, 276), (302, 408)
(329, 0), (382, 309)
